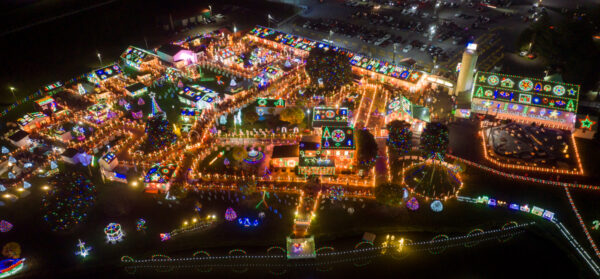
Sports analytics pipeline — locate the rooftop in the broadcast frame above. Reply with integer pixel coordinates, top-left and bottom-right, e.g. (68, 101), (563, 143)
(272, 144), (299, 159)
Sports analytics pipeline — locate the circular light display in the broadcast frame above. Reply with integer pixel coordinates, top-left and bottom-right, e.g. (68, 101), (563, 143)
(257, 99), (268, 106)
(543, 84), (552, 92)
(484, 90), (493, 97)
(518, 79), (533, 91)
(325, 110), (335, 119)
(487, 75), (499, 86)
(388, 100), (400, 110)
(430, 200), (443, 212)
(553, 85), (566, 96)
(331, 129), (346, 142)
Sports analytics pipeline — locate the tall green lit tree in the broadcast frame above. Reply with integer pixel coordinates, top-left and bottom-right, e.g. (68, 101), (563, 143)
(143, 114), (177, 153)
(387, 120), (412, 153)
(420, 122), (449, 159)
(305, 47), (352, 94)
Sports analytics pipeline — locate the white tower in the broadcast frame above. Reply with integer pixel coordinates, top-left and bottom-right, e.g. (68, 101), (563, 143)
(454, 43), (479, 97)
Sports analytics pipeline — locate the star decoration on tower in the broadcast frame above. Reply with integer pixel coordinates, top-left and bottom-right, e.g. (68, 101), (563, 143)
(579, 115), (596, 131)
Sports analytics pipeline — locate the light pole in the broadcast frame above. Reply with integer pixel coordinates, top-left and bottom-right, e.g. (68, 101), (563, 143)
(393, 43), (399, 64)
(9, 86), (16, 101)
(268, 14), (272, 28)
(429, 25), (436, 41)
(97, 52), (103, 67)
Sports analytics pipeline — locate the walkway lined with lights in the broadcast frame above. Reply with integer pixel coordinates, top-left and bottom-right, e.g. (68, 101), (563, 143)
(447, 154), (600, 191)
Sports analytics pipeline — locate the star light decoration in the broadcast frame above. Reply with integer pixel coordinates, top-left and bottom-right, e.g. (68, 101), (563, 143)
(579, 115), (596, 131)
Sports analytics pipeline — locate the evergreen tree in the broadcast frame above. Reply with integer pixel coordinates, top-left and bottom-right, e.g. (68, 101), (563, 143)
(420, 122), (449, 159)
(143, 114), (177, 152)
(306, 47), (352, 94)
(387, 120), (412, 153)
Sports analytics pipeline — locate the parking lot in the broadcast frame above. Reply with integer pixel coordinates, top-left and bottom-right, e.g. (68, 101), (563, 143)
(279, 0), (551, 76)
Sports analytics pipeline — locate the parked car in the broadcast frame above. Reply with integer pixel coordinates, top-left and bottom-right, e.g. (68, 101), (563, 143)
(402, 45), (413, 53)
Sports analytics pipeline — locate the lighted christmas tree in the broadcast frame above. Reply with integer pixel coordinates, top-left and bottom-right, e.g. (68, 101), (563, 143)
(225, 207), (238, 221)
(42, 172), (96, 231)
(420, 122), (449, 159)
(143, 93), (176, 152)
(387, 120), (412, 153)
(305, 47), (352, 94)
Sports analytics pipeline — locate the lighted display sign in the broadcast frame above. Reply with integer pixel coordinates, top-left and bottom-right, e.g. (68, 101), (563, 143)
(43, 81), (63, 92)
(321, 126), (354, 149)
(312, 107), (348, 125)
(256, 98), (285, 107)
(181, 108), (202, 117)
(386, 96), (412, 116)
(102, 152), (116, 164)
(472, 71), (579, 113)
(144, 163), (177, 184)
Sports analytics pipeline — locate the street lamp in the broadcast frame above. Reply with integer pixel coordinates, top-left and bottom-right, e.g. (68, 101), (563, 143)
(268, 14), (273, 28)
(97, 52), (103, 67)
(9, 86), (16, 101)
(393, 43), (399, 64)
(429, 25), (436, 41)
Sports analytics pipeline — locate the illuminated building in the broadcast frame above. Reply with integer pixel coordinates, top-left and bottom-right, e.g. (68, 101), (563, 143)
(247, 26), (425, 90)
(177, 85), (219, 109)
(6, 130), (30, 148)
(99, 152), (119, 171)
(157, 44), (197, 67)
(270, 144), (299, 172)
(16, 112), (48, 133)
(34, 96), (61, 115)
(120, 46), (158, 71)
(86, 64), (122, 85)
(471, 71), (579, 130)
(124, 83), (148, 97)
